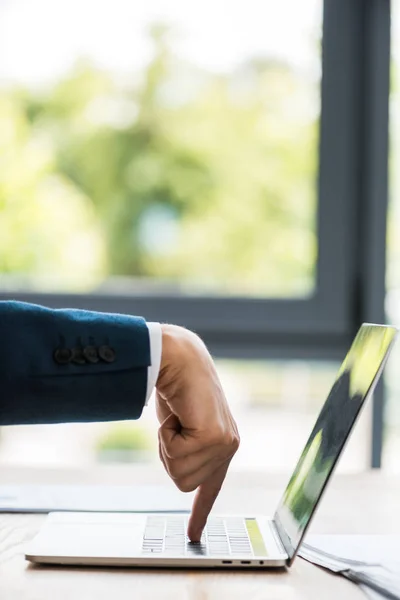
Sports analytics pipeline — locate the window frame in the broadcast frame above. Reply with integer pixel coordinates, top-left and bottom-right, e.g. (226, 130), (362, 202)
(0, 0), (391, 466)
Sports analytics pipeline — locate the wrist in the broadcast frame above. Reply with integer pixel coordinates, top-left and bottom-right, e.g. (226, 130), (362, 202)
(158, 324), (199, 387)
(159, 324), (187, 381)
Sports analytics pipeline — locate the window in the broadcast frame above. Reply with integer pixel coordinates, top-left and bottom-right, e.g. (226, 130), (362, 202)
(0, 1), (392, 470)
(0, 0), (321, 299)
(0, 0), (359, 347)
(383, 0), (400, 472)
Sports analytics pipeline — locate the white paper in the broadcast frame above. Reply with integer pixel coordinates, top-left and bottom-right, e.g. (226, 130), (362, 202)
(360, 584), (385, 600)
(303, 535), (400, 565)
(300, 535), (400, 600)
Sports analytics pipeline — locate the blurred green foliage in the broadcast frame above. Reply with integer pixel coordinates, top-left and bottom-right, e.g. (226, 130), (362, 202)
(0, 25), (318, 296)
(96, 423), (153, 455)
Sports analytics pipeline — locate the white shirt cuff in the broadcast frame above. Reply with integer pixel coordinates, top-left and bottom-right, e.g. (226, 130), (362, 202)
(145, 322), (162, 406)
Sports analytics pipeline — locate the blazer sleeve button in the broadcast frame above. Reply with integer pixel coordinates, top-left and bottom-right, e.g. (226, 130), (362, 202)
(83, 345), (99, 364)
(98, 345), (116, 363)
(54, 348), (72, 365)
(71, 347), (86, 365)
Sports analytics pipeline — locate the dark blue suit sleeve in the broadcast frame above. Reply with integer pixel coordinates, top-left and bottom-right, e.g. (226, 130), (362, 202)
(0, 301), (151, 425)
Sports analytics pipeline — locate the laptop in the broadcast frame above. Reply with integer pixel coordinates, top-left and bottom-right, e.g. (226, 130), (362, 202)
(25, 323), (397, 569)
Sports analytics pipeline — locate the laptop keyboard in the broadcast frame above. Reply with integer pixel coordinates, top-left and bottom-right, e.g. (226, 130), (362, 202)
(142, 516), (254, 557)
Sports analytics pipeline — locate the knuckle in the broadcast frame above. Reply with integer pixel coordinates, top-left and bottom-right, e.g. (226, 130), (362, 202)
(219, 431), (240, 460)
(222, 429), (240, 449)
(175, 479), (196, 493)
(159, 437), (178, 460)
(207, 425), (225, 445)
(164, 446), (180, 460)
(158, 444), (164, 463)
(162, 444), (173, 459)
(167, 462), (181, 480)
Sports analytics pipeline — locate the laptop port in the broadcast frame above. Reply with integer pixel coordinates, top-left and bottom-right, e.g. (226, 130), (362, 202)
(241, 561), (251, 564)
(222, 561), (232, 564)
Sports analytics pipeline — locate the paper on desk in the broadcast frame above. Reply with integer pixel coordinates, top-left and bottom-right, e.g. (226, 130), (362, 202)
(359, 585), (386, 600)
(0, 484), (193, 513)
(300, 535), (400, 600)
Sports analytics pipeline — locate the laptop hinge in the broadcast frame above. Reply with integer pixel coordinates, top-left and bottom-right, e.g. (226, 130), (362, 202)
(272, 513), (294, 563)
(269, 519), (288, 556)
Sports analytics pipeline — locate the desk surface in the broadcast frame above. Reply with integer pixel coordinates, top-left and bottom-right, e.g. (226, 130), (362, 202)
(1, 466), (399, 600)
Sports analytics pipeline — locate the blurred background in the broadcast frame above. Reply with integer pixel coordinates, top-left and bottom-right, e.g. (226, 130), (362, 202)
(0, 0), (398, 475)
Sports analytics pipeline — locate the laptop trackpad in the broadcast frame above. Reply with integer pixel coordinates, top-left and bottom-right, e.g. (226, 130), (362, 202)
(26, 512), (147, 559)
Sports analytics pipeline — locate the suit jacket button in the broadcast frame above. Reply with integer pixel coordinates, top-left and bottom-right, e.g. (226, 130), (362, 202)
(83, 345), (99, 364)
(98, 345), (116, 363)
(54, 348), (72, 365)
(71, 347), (86, 365)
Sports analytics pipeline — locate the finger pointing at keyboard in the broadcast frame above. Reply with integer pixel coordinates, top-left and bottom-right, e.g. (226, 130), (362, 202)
(155, 325), (240, 542)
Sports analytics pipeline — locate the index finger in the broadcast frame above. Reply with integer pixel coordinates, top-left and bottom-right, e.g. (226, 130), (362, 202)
(187, 461), (230, 542)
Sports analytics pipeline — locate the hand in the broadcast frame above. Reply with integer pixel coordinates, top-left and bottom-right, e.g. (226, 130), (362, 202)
(155, 324), (240, 542)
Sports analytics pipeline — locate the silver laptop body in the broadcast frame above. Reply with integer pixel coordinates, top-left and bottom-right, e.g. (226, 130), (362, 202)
(25, 323), (397, 569)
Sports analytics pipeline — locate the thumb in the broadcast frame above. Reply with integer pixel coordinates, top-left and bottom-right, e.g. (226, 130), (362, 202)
(158, 413), (185, 457)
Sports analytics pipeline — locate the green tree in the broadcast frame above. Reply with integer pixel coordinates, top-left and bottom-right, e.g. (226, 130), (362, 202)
(0, 24), (319, 297)
(0, 92), (105, 289)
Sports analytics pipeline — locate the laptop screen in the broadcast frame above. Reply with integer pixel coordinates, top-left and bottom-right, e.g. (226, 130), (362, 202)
(274, 324), (397, 564)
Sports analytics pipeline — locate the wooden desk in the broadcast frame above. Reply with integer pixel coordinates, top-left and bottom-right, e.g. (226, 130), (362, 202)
(1, 466), (398, 600)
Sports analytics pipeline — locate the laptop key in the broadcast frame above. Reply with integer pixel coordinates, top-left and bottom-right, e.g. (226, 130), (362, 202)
(144, 530), (164, 540)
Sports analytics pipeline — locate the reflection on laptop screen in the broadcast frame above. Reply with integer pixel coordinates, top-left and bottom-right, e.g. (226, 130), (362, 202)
(274, 324), (397, 563)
